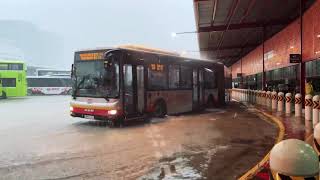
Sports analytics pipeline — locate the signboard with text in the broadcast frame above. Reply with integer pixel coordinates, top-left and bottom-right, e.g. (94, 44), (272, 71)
(290, 54), (301, 63)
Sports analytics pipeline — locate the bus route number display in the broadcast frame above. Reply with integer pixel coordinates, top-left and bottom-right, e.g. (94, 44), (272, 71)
(79, 52), (104, 60)
(150, 64), (164, 71)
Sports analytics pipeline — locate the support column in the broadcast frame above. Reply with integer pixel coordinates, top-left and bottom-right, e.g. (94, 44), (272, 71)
(262, 26), (266, 91)
(299, 0), (305, 99)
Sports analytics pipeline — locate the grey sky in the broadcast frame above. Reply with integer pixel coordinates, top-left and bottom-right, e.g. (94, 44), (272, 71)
(0, 0), (199, 68)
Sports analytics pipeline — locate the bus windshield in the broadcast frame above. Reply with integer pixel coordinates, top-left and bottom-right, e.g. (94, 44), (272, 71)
(74, 59), (119, 98)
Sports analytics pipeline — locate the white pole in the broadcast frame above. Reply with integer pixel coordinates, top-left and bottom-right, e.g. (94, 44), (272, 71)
(285, 93), (292, 115)
(272, 91), (277, 110)
(295, 94), (302, 117)
(262, 91), (266, 106)
(258, 91), (261, 105)
(305, 94), (313, 121)
(267, 91), (271, 108)
(277, 92), (284, 112)
(313, 95), (320, 127)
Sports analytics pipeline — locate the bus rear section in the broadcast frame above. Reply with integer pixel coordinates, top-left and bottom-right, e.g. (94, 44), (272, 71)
(0, 61), (27, 98)
(70, 46), (224, 125)
(27, 76), (72, 95)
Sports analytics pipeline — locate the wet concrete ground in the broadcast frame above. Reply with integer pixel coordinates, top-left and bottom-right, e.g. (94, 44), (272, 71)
(0, 96), (277, 180)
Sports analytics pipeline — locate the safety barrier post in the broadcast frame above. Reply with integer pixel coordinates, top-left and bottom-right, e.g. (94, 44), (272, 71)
(261, 91), (266, 106)
(271, 91), (277, 110)
(285, 93), (292, 115)
(313, 95), (320, 127)
(277, 92), (284, 112)
(305, 94), (313, 121)
(258, 91), (261, 105)
(256, 91), (259, 105)
(266, 91), (271, 108)
(245, 90), (249, 102)
(295, 94), (302, 117)
(270, 139), (319, 179)
(252, 90), (257, 105)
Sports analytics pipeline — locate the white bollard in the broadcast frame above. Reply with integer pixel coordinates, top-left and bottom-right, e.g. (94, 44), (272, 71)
(266, 91), (271, 108)
(258, 91), (262, 105)
(295, 94), (302, 117)
(285, 93), (292, 114)
(277, 92), (284, 112)
(256, 91), (259, 105)
(313, 95), (320, 127)
(245, 90), (249, 102)
(305, 94), (313, 121)
(271, 91), (277, 110)
(262, 91), (266, 106)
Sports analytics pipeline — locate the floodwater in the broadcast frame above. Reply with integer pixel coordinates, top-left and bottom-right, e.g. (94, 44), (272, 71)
(0, 96), (277, 180)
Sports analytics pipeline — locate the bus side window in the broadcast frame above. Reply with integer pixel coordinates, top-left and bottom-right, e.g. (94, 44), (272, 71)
(168, 65), (180, 89)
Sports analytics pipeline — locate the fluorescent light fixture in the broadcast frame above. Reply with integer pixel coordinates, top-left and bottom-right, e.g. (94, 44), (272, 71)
(290, 46), (294, 49)
(276, 62), (280, 65)
(317, 34), (320, 38)
(171, 32), (177, 38)
(204, 68), (213, 72)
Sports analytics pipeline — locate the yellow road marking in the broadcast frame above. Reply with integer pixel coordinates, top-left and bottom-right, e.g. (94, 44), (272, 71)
(238, 109), (285, 180)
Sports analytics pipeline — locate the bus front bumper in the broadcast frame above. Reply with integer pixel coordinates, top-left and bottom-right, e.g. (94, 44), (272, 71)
(70, 106), (120, 121)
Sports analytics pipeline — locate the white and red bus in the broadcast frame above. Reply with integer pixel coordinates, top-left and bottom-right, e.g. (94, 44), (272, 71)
(27, 76), (72, 95)
(70, 45), (225, 126)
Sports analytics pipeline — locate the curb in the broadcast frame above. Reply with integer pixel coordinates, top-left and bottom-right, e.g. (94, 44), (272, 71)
(238, 108), (285, 180)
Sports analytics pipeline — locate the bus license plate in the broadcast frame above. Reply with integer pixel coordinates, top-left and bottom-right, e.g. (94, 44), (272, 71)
(84, 115), (94, 120)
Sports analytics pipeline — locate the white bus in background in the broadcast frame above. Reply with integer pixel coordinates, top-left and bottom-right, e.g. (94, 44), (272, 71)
(36, 69), (71, 77)
(27, 76), (72, 95)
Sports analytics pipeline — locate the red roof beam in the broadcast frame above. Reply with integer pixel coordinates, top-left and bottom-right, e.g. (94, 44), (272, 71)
(198, 19), (292, 32)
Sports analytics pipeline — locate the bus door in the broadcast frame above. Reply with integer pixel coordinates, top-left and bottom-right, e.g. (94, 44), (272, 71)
(123, 64), (135, 117)
(199, 69), (204, 105)
(123, 64), (144, 117)
(192, 69), (199, 109)
(136, 65), (145, 114)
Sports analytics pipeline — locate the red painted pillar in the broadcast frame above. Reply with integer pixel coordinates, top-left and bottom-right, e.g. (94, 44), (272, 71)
(299, 0), (305, 99)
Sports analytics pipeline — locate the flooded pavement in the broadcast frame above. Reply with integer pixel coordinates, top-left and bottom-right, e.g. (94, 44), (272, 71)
(0, 96), (277, 180)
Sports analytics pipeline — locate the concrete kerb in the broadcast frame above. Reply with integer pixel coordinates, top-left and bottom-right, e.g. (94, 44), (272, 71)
(238, 105), (285, 180)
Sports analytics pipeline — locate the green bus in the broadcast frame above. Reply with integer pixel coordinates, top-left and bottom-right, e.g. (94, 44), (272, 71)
(0, 60), (27, 98)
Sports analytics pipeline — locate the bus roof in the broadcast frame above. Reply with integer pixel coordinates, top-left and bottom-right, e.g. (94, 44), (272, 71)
(36, 69), (70, 71)
(75, 45), (221, 65)
(27, 76), (71, 79)
(0, 60), (25, 64)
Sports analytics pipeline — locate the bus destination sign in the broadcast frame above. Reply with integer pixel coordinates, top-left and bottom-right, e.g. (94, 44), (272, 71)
(79, 52), (104, 60)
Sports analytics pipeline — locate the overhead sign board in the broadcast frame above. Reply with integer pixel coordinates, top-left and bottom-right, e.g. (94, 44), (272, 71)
(290, 54), (301, 63)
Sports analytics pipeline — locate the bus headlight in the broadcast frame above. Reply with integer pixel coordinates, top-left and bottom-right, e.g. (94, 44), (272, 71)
(108, 110), (117, 115)
(70, 106), (74, 112)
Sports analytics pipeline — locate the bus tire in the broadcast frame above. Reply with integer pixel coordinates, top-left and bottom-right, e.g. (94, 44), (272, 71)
(153, 100), (167, 118)
(1, 91), (7, 99)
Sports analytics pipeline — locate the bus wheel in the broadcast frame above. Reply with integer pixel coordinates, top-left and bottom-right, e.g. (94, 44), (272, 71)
(154, 101), (167, 118)
(1, 91), (7, 99)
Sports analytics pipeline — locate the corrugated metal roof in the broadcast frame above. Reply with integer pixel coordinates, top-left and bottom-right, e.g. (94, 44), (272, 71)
(193, 0), (315, 66)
